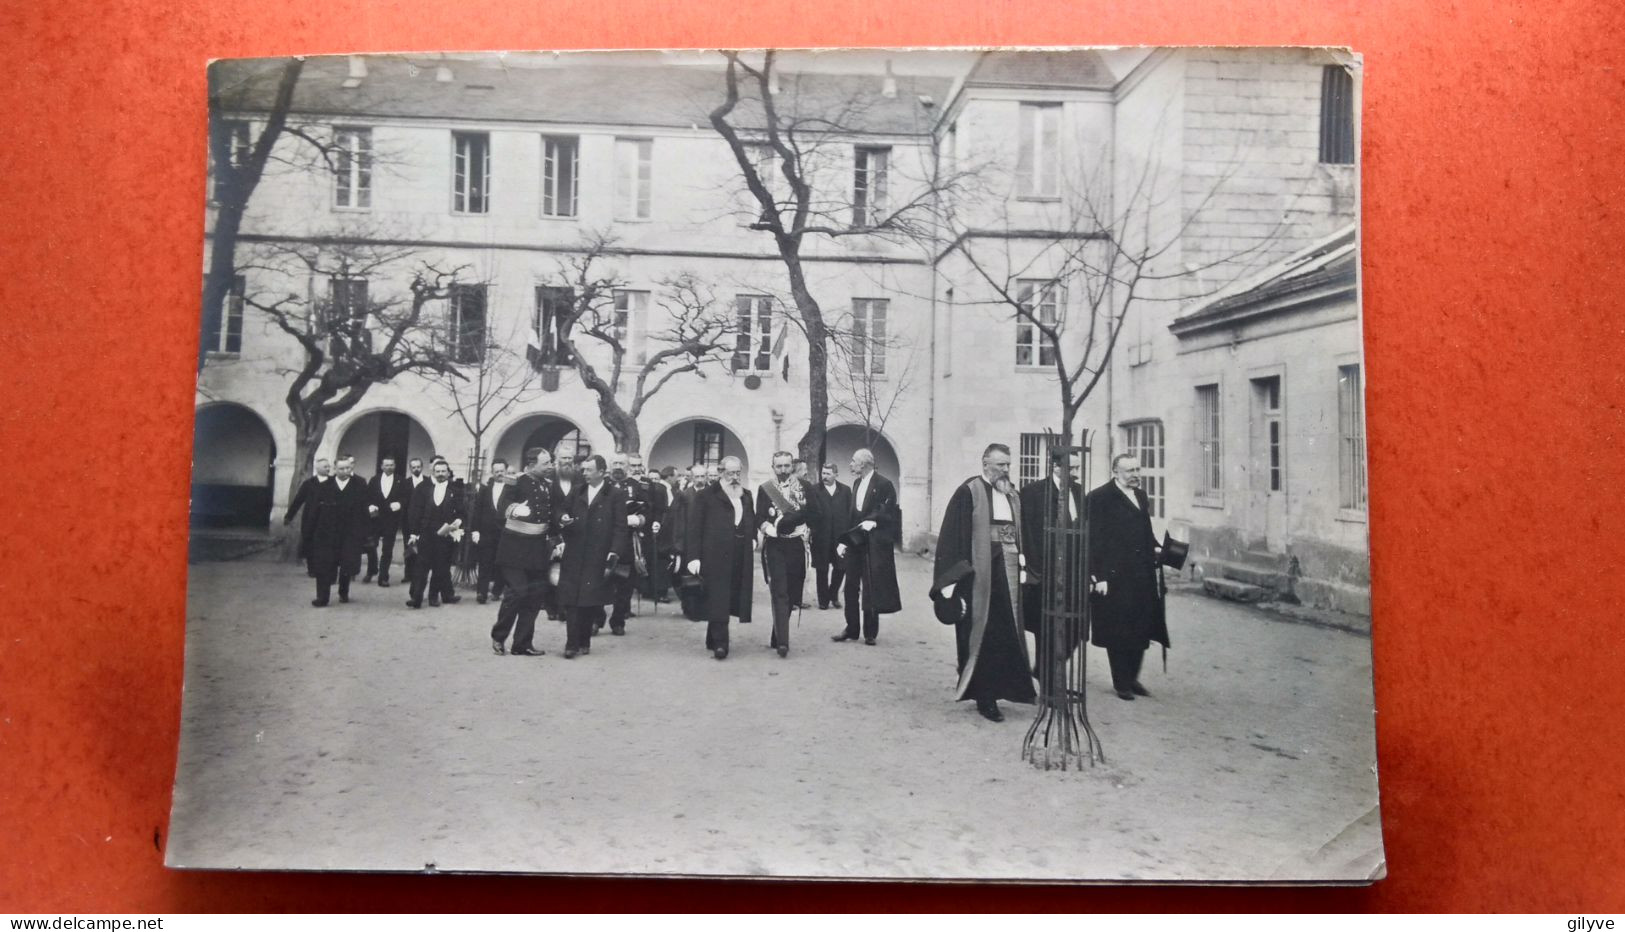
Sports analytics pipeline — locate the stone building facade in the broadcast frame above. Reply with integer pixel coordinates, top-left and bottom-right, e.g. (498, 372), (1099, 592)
(195, 48), (1368, 612)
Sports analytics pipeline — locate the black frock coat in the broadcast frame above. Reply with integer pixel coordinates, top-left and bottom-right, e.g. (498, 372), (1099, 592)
(684, 482), (756, 623)
(1084, 481), (1170, 651)
(555, 482), (629, 608)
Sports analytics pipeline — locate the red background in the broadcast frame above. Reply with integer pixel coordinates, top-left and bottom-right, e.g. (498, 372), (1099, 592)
(3, 0), (1623, 912)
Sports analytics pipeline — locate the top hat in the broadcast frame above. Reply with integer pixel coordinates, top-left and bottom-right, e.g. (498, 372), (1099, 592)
(837, 525), (868, 550)
(932, 591), (968, 626)
(1159, 532), (1190, 570)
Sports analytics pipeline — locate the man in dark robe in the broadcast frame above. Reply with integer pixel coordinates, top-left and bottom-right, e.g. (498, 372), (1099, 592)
(671, 463), (708, 621)
(831, 448), (901, 646)
(1086, 453), (1169, 701)
(365, 456), (410, 587)
(306, 455), (370, 607)
(405, 459), (464, 609)
(544, 454), (579, 621)
(1019, 459), (1087, 679)
(808, 461), (852, 611)
(640, 463), (673, 603)
(685, 455), (755, 660)
(471, 457), (513, 604)
(931, 443), (1037, 722)
(555, 454), (629, 658)
(756, 451), (816, 658)
(401, 457), (430, 589)
(604, 454), (649, 636)
(283, 457), (332, 567)
(489, 448), (556, 657)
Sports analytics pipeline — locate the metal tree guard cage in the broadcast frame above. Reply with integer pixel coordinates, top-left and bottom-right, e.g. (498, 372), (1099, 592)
(1022, 431), (1106, 770)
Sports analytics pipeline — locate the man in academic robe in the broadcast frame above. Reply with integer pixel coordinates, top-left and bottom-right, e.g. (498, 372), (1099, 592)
(471, 457), (513, 605)
(283, 457), (332, 567)
(685, 455), (755, 660)
(1019, 458), (1087, 679)
(489, 448), (556, 657)
(671, 463), (709, 621)
(756, 450), (816, 657)
(365, 456), (410, 587)
(604, 454), (649, 636)
(401, 457), (430, 590)
(930, 443), (1037, 722)
(306, 455), (371, 607)
(808, 461), (853, 611)
(831, 449), (902, 646)
(1086, 453), (1170, 701)
(405, 459), (464, 609)
(555, 454), (629, 659)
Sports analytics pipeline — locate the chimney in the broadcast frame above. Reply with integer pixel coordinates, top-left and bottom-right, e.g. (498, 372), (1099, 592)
(881, 60), (897, 98)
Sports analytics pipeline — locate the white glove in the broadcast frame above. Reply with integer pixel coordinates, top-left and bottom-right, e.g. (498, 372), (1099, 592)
(471, 531), (480, 544)
(368, 505), (380, 515)
(389, 502), (401, 513)
(628, 515), (644, 528)
(860, 519), (877, 532)
(940, 583), (956, 599)
(408, 534), (420, 545)
(652, 521), (661, 534)
(836, 543), (847, 558)
(511, 503), (532, 519)
(1093, 579), (1108, 596)
(687, 559), (701, 575)
(552, 543), (565, 558)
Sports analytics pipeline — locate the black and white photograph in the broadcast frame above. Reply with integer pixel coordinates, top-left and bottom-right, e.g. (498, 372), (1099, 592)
(175, 46), (1378, 881)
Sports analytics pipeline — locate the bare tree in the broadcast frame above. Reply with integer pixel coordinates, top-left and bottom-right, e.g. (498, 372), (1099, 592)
(827, 304), (920, 452)
(427, 322), (546, 485)
(944, 147), (1282, 450)
(546, 233), (737, 454)
(707, 50), (975, 465)
(238, 233), (469, 545)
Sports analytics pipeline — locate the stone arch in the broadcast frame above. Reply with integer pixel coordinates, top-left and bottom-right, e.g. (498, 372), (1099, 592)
(191, 402), (278, 529)
(824, 423), (901, 485)
(647, 417), (750, 480)
(493, 412), (590, 471)
(334, 409), (436, 479)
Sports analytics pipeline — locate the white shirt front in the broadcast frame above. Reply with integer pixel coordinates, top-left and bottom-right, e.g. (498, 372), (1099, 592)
(558, 479), (574, 497)
(991, 485), (1013, 522)
(432, 481), (447, 506)
(1115, 480), (1140, 510)
(335, 478), (350, 493)
(854, 471), (872, 511)
(380, 474), (394, 498)
(729, 488), (745, 526)
(585, 481), (601, 507)
(491, 482), (504, 509)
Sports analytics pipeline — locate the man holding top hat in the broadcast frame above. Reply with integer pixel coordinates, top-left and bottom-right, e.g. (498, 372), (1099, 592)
(930, 443), (1037, 722)
(685, 455), (755, 660)
(555, 454), (629, 659)
(1086, 453), (1170, 701)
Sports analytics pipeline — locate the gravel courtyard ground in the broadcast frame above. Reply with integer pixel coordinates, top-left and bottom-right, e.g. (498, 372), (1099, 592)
(167, 554), (1383, 882)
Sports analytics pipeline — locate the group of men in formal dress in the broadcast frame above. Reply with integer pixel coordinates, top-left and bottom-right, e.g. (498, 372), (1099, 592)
(282, 444), (906, 664)
(282, 439), (1170, 725)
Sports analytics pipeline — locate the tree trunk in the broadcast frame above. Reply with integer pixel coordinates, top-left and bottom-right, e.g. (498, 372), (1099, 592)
(199, 202), (246, 373)
(787, 262), (829, 466)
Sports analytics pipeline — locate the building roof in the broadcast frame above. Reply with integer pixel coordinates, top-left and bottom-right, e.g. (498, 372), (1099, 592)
(962, 50), (1117, 91)
(1171, 224), (1358, 335)
(210, 55), (954, 136)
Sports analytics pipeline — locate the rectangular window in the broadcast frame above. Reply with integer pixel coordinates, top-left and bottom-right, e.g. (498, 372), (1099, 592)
(1018, 432), (1049, 489)
(448, 284), (487, 364)
(1123, 420), (1166, 518)
(1320, 65), (1355, 165)
(453, 132), (490, 214)
(1250, 376), (1284, 493)
(852, 146), (890, 227)
(1196, 384), (1223, 500)
(534, 285), (575, 365)
(612, 289), (648, 362)
(733, 295), (774, 373)
(1338, 365), (1367, 511)
(693, 422), (724, 466)
(208, 274), (246, 355)
(614, 137), (653, 220)
(542, 135), (579, 218)
(1014, 279), (1062, 368)
(1017, 103), (1062, 198)
(851, 298), (888, 377)
(332, 127), (372, 209)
